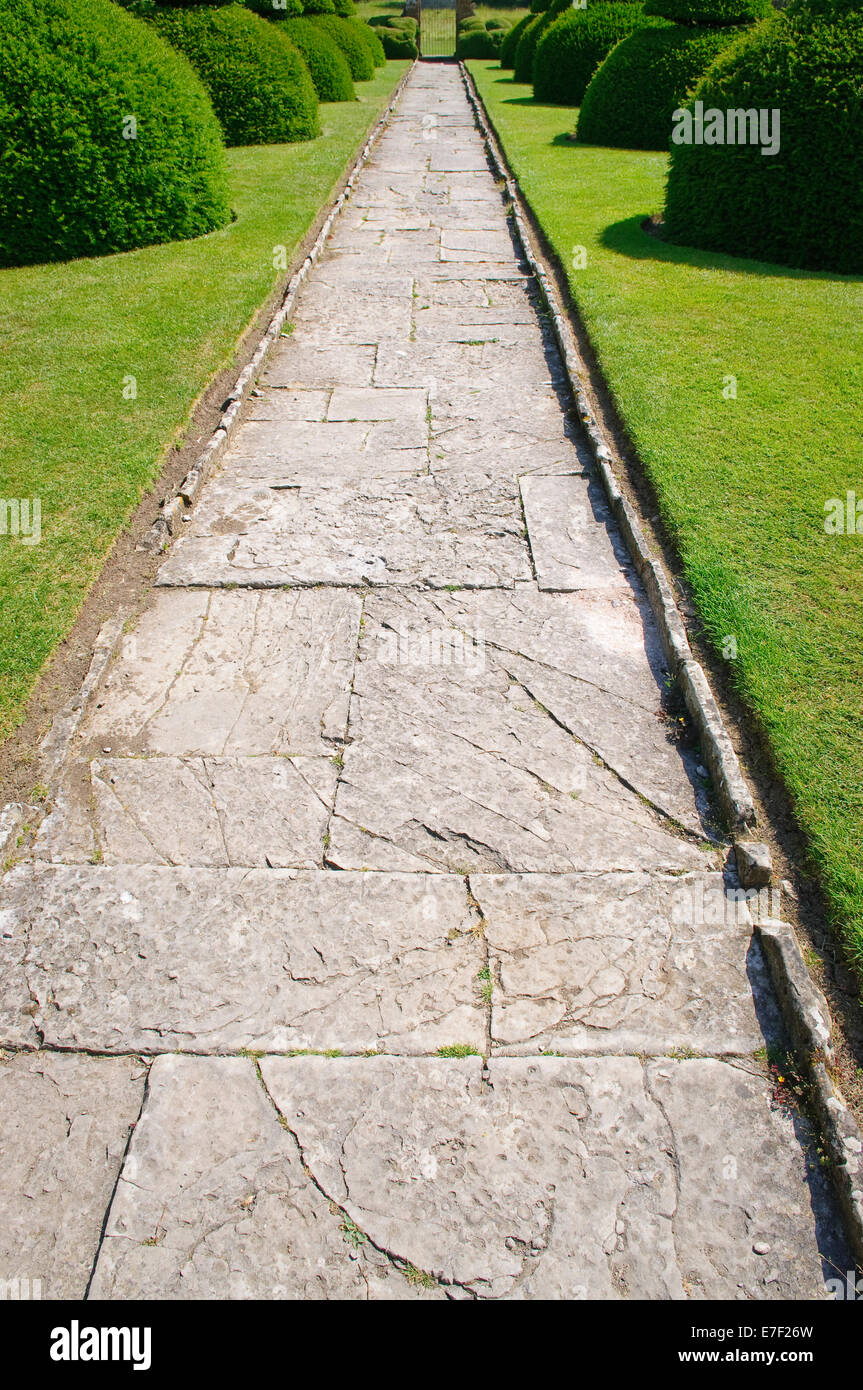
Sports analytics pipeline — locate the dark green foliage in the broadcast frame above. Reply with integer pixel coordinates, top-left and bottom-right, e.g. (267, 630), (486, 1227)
(302, 0), (337, 12)
(500, 12), (534, 65)
(577, 22), (734, 148)
(533, 3), (648, 103)
(663, 9), (863, 271)
(150, 4), (319, 146)
(308, 14), (376, 76)
(332, 0), (357, 14)
(282, 16), (356, 99)
(457, 24), (505, 56)
(245, 0), (305, 16)
(644, 0), (770, 23)
(0, 0), (231, 267)
(368, 13), (418, 57)
(358, 19), (387, 64)
(513, 0), (570, 82)
(529, 0), (551, 11)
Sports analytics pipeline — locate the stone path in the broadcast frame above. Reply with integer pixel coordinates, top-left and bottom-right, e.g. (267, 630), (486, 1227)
(0, 65), (851, 1301)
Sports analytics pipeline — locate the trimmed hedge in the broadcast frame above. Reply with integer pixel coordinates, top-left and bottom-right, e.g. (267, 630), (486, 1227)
(500, 12), (535, 66)
(246, 0), (305, 15)
(150, 4), (319, 146)
(308, 14), (376, 77)
(457, 25), (506, 57)
(374, 23), (419, 57)
(576, 22), (735, 148)
(513, 0), (573, 83)
(644, 0), (770, 20)
(0, 0), (231, 268)
(359, 20), (387, 65)
(533, 3), (649, 104)
(663, 8), (863, 271)
(282, 16), (356, 99)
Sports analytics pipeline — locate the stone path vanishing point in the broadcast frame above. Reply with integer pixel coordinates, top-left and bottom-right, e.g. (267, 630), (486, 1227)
(0, 65), (852, 1301)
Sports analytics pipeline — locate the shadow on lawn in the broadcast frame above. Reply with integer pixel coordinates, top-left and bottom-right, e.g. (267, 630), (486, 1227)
(601, 214), (863, 284)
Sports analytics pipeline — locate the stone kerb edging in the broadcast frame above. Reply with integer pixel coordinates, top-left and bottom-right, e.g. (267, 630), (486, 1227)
(148, 61), (417, 548)
(459, 62), (863, 1268)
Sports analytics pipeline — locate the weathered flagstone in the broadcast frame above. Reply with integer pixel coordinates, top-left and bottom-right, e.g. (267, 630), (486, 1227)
(0, 1052), (144, 1299)
(8, 865), (485, 1053)
(327, 589), (712, 870)
(520, 473), (632, 592)
(35, 755), (337, 868)
(77, 588), (361, 757)
(472, 871), (779, 1053)
(256, 1055), (842, 1299)
(157, 473), (531, 589)
(89, 1056), (443, 1301)
(262, 342), (377, 389)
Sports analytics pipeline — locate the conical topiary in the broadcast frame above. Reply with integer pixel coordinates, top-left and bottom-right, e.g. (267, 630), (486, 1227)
(576, 0), (769, 150)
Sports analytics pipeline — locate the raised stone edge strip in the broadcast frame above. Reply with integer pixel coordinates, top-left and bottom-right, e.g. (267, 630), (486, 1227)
(141, 60), (417, 552)
(458, 62), (755, 837)
(0, 613), (130, 871)
(756, 918), (863, 1265)
(460, 61), (863, 1267)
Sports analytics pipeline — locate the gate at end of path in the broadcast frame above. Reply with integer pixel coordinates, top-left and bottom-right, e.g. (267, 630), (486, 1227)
(406, 0), (478, 60)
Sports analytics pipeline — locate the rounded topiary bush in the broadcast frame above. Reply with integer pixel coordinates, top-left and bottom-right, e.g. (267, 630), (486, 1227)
(0, 0), (231, 268)
(308, 14), (376, 77)
(457, 24), (504, 57)
(500, 12), (534, 66)
(150, 4), (319, 146)
(576, 22), (737, 147)
(513, 10), (550, 80)
(663, 4), (863, 271)
(357, 20), (387, 65)
(282, 16), (356, 99)
(373, 21), (419, 57)
(533, 3), (648, 104)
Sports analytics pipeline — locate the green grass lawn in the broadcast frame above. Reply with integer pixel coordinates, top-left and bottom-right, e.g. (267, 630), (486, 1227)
(469, 60), (863, 978)
(0, 62), (408, 748)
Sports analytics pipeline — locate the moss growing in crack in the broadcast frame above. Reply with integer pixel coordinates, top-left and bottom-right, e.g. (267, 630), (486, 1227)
(476, 966), (493, 1006)
(285, 1047), (343, 1057)
(401, 1262), (437, 1289)
(340, 1213), (367, 1248)
(437, 1043), (480, 1058)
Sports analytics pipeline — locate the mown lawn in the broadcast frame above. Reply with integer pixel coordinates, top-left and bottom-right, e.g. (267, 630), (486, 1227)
(469, 60), (863, 977)
(0, 62), (408, 746)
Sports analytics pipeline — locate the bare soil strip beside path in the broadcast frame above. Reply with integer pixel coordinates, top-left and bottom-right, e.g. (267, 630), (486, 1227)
(0, 65), (852, 1301)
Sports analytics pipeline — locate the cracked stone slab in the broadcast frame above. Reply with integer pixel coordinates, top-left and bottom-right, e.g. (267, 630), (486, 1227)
(219, 423), (428, 482)
(0, 1052), (145, 1298)
(79, 588), (361, 757)
(374, 339), (554, 391)
(8, 865), (485, 1054)
(261, 343), (376, 389)
(474, 871), (779, 1054)
(404, 586), (710, 835)
(35, 755), (337, 868)
(89, 1056), (445, 1300)
(258, 1055), (842, 1299)
(328, 590), (714, 871)
(157, 473), (531, 589)
(521, 473), (632, 592)
(0, 905), (39, 1047)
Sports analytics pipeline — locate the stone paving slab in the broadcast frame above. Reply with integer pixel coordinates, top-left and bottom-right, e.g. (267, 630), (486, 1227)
(327, 589), (711, 870)
(0, 1052), (144, 1299)
(78, 588), (361, 757)
(5, 866), (485, 1054)
(520, 472), (633, 592)
(89, 1056), (443, 1301)
(472, 871), (779, 1054)
(255, 1054), (843, 1299)
(374, 339), (555, 391)
(262, 342), (377, 389)
(35, 755), (337, 868)
(157, 473), (531, 589)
